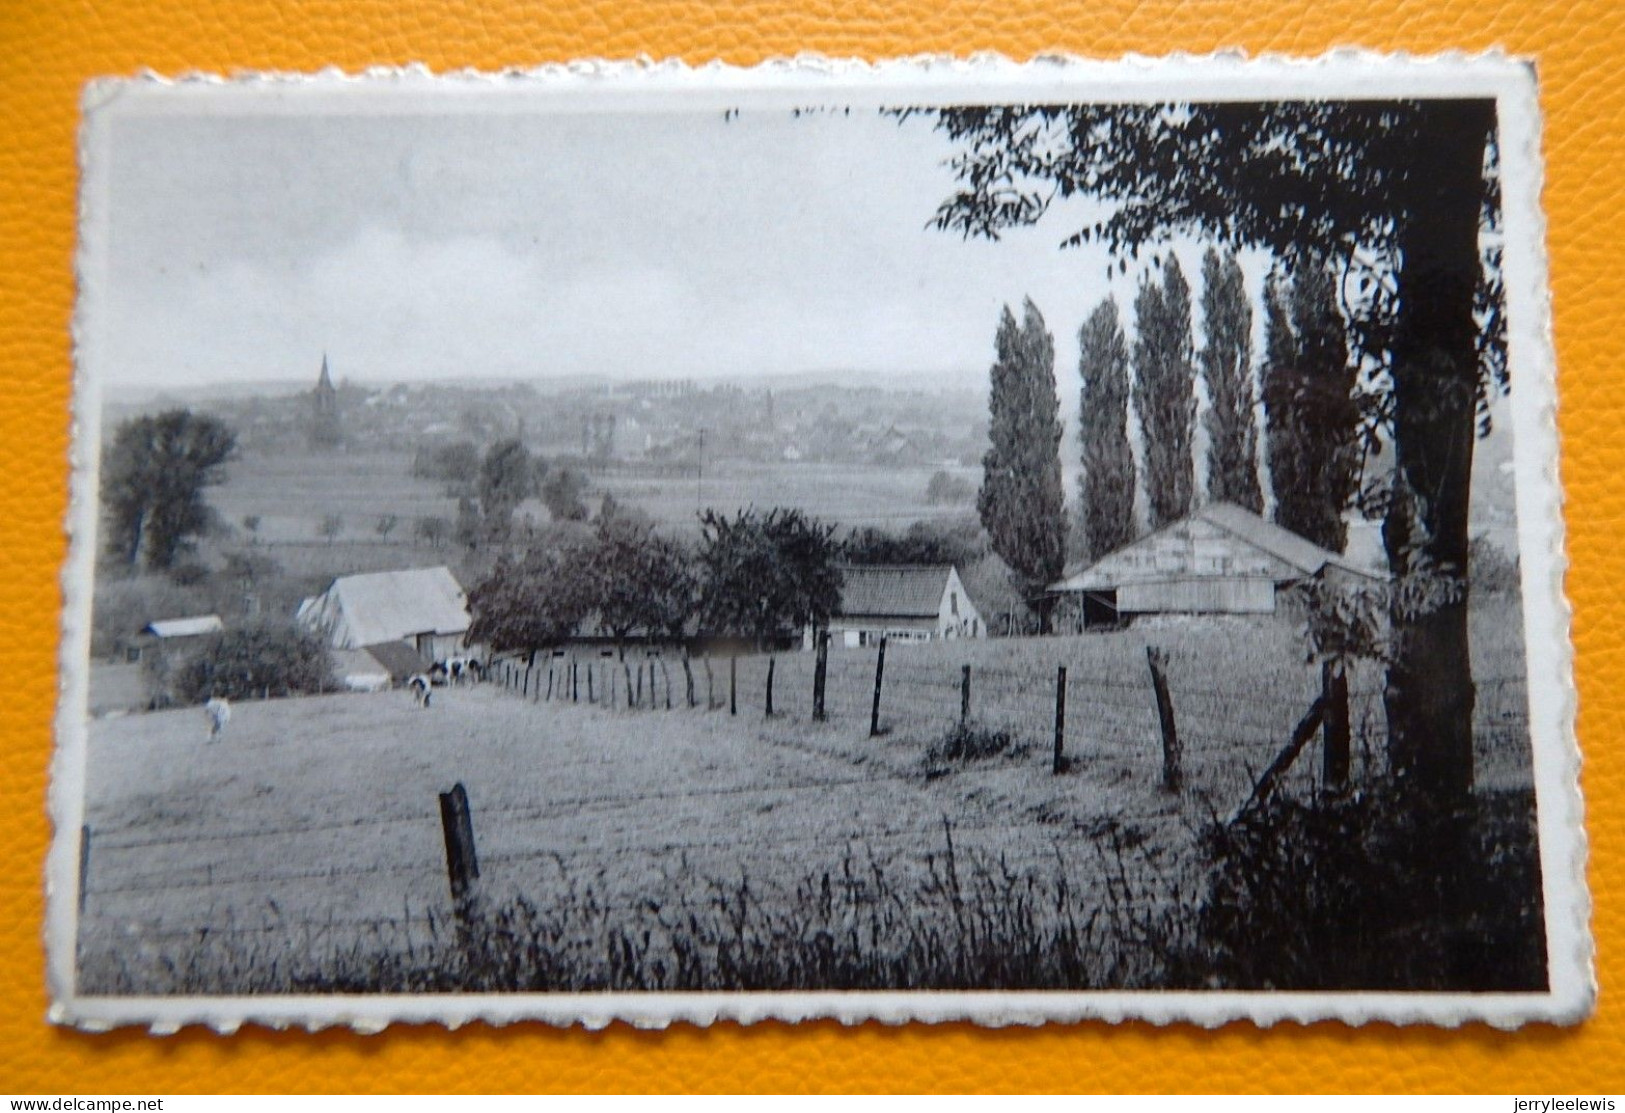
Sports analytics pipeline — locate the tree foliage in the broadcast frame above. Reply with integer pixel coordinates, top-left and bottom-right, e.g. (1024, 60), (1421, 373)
(1198, 248), (1264, 512)
(842, 518), (986, 569)
(541, 466), (589, 522)
(171, 620), (333, 704)
(478, 438), (535, 543)
(1262, 262), (1363, 553)
(697, 507), (843, 646)
(1076, 298), (1137, 561)
(103, 409), (237, 571)
(1132, 258), (1198, 528)
(591, 513), (698, 645)
(465, 533), (598, 652)
(976, 299), (1067, 629)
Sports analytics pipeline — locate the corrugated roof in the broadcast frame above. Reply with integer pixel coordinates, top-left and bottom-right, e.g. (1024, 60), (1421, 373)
(1049, 502), (1381, 593)
(300, 566), (470, 649)
(834, 564), (953, 619)
(143, 615), (225, 638)
(1195, 502), (1343, 576)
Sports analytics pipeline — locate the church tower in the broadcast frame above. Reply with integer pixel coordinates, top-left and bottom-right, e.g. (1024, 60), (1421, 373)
(309, 353), (342, 448)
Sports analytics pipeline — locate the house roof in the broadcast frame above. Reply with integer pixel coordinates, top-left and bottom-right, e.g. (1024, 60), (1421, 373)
(1196, 502), (1359, 577)
(1052, 502), (1380, 592)
(143, 615), (225, 638)
(360, 640), (428, 680)
(834, 564), (955, 619)
(332, 647), (393, 682)
(297, 566), (470, 649)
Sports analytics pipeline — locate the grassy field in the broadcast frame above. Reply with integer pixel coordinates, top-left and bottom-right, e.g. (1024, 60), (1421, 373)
(205, 449), (975, 547)
(77, 606), (1536, 995)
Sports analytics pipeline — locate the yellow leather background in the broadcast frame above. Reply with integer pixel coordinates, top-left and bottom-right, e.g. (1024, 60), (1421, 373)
(1, 0), (1619, 1094)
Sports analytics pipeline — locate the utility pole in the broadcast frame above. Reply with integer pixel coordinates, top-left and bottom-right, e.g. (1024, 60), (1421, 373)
(696, 426), (707, 511)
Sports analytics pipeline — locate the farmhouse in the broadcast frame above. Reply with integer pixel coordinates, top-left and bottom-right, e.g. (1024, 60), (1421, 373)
(821, 564), (984, 648)
(296, 566), (473, 662)
(1048, 502), (1382, 628)
(121, 614), (226, 663)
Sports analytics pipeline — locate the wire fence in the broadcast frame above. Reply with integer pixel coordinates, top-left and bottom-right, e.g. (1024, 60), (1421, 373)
(77, 638), (1533, 992)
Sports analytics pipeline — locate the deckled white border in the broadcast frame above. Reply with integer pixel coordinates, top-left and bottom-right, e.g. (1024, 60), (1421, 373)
(50, 51), (1592, 1033)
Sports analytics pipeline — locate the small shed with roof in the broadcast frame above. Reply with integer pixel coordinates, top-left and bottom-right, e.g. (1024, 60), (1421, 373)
(297, 566), (472, 662)
(122, 613), (226, 663)
(1048, 502), (1383, 628)
(823, 564), (984, 648)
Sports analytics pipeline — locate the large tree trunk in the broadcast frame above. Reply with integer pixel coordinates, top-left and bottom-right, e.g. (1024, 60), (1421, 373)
(1382, 98), (1495, 804)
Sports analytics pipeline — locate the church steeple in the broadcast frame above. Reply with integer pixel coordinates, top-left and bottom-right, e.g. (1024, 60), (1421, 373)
(309, 352), (341, 447)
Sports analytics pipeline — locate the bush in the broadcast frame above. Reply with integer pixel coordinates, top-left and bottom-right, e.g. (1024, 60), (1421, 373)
(172, 620), (335, 704)
(1177, 784), (1547, 991)
(927, 721), (1024, 765)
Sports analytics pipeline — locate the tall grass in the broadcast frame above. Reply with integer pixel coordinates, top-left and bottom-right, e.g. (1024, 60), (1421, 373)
(79, 823), (1186, 995)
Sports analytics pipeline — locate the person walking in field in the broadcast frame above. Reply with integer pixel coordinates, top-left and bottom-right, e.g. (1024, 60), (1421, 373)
(203, 696), (231, 740)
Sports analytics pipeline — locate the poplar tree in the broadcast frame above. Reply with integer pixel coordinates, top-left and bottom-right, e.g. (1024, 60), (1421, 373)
(1132, 257), (1197, 528)
(977, 298), (1067, 632)
(1199, 248), (1264, 512)
(1260, 261), (1362, 554)
(1077, 298), (1137, 560)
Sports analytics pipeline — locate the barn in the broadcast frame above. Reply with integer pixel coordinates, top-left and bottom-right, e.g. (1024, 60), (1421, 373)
(1048, 502), (1382, 628)
(820, 564), (985, 648)
(296, 566), (473, 663)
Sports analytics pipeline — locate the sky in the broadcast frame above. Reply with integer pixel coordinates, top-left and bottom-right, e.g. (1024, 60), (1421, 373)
(99, 101), (1273, 396)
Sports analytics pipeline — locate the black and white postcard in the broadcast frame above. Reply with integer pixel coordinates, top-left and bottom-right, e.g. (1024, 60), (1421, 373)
(52, 55), (1590, 1030)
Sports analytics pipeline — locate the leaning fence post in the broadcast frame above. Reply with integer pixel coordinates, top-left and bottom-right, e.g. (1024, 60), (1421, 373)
(1146, 646), (1182, 792)
(438, 782), (480, 916)
(729, 655), (738, 716)
(812, 631), (829, 722)
(1053, 666), (1068, 775)
(765, 655), (776, 717)
(869, 636), (887, 738)
(683, 654), (696, 708)
(1321, 658), (1351, 791)
(77, 824), (91, 915)
(961, 664), (972, 724)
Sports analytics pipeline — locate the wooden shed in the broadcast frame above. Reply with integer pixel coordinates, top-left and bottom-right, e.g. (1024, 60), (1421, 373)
(1048, 502), (1382, 627)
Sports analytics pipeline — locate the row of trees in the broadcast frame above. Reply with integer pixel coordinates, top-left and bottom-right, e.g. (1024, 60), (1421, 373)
(979, 246), (1362, 631)
(466, 505), (844, 654)
(925, 98), (1502, 801)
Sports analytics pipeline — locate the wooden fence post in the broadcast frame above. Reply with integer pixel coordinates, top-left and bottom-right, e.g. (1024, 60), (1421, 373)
(683, 654), (696, 708)
(1321, 658), (1351, 791)
(765, 655), (776, 717)
(77, 824), (91, 915)
(546, 664), (554, 701)
(812, 631), (829, 722)
(704, 654), (716, 710)
(571, 658), (579, 702)
(869, 637), (887, 737)
(438, 782), (480, 911)
(1146, 646), (1182, 792)
(1053, 666), (1067, 775)
(961, 664), (972, 724)
(729, 655), (738, 716)
(587, 661), (596, 703)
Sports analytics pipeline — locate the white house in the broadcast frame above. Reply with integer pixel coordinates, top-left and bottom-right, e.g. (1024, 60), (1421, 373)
(1048, 501), (1383, 628)
(821, 564), (984, 648)
(297, 566), (473, 662)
